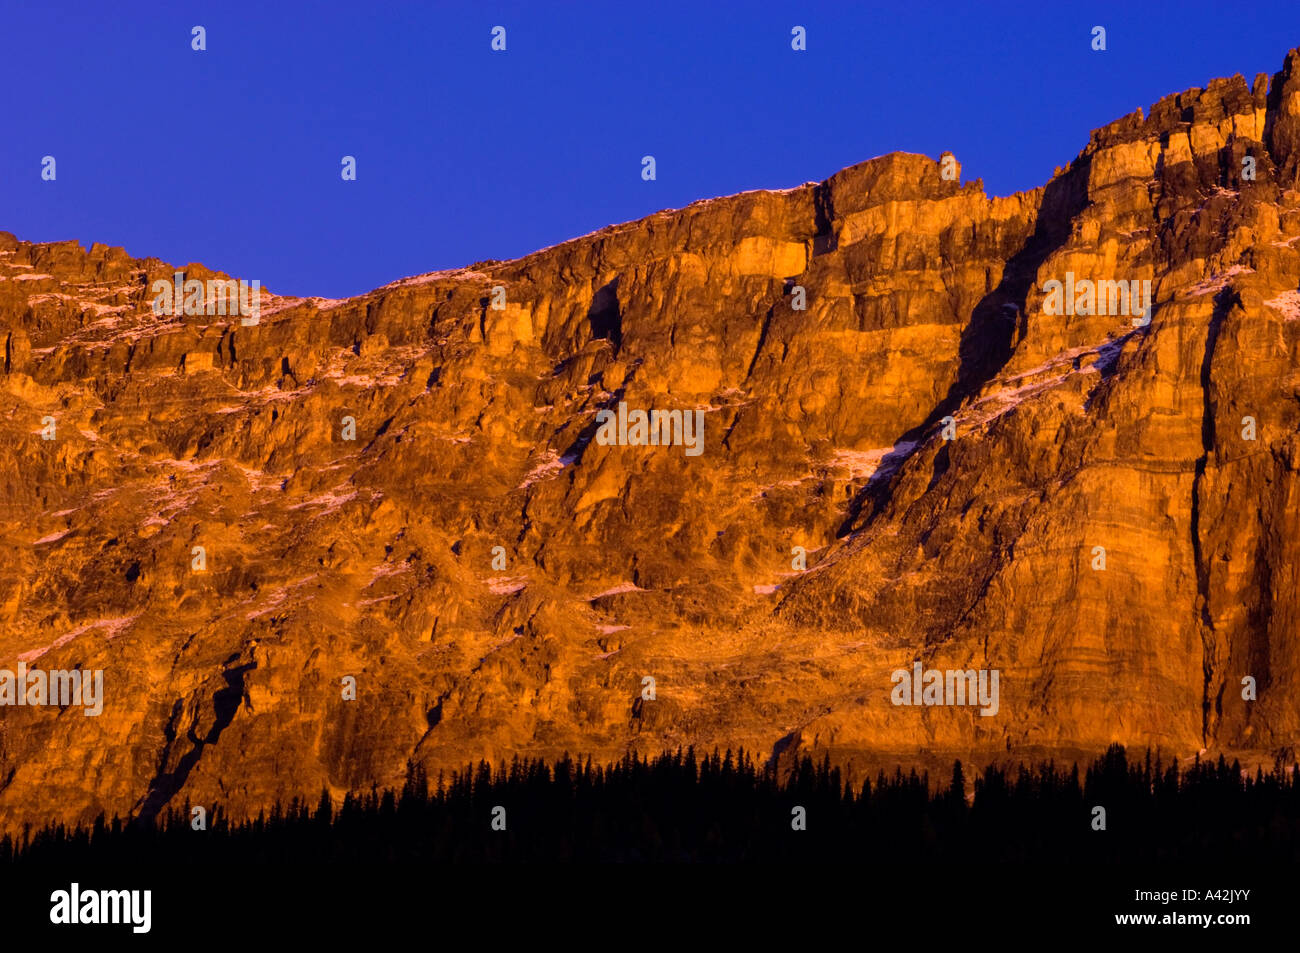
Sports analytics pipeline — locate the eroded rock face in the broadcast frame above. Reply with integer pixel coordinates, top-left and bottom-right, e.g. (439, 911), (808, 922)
(3, 53), (1300, 833)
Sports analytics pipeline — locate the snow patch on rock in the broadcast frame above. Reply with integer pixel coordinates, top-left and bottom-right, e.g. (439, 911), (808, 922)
(1264, 290), (1300, 321)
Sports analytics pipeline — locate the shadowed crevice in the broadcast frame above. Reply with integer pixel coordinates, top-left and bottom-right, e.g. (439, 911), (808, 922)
(835, 157), (1094, 537)
(1192, 286), (1236, 745)
(588, 278), (623, 353)
(135, 661), (255, 827)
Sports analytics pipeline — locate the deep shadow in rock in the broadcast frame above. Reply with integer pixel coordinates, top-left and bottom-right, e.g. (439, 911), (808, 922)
(836, 157), (1094, 537)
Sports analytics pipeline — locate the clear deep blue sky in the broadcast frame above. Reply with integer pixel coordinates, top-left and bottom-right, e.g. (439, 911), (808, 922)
(3, 1), (1298, 299)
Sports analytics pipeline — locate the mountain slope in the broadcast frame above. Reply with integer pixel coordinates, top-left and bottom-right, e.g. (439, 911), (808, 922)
(3, 51), (1300, 832)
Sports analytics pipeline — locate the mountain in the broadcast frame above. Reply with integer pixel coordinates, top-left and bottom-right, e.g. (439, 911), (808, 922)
(3, 50), (1300, 835)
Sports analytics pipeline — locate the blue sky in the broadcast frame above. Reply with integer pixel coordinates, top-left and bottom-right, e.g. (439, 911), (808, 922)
(2, 1), (1298, 298)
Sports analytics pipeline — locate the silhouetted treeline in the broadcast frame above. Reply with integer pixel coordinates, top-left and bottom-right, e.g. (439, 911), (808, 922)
(5, 744), (1298, 864)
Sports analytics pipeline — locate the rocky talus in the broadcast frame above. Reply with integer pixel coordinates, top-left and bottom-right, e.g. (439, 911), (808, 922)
(3, 52), (1300, 833)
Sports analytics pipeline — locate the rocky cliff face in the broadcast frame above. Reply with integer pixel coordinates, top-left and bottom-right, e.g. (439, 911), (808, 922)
(3, 52), (1300, 833)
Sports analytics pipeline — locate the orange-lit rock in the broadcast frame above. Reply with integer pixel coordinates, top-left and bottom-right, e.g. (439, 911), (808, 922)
(2, 53), (1300, 834)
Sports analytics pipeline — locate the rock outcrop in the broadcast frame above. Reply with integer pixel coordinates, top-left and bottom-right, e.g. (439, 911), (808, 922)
(3, 52), (1300, 833)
